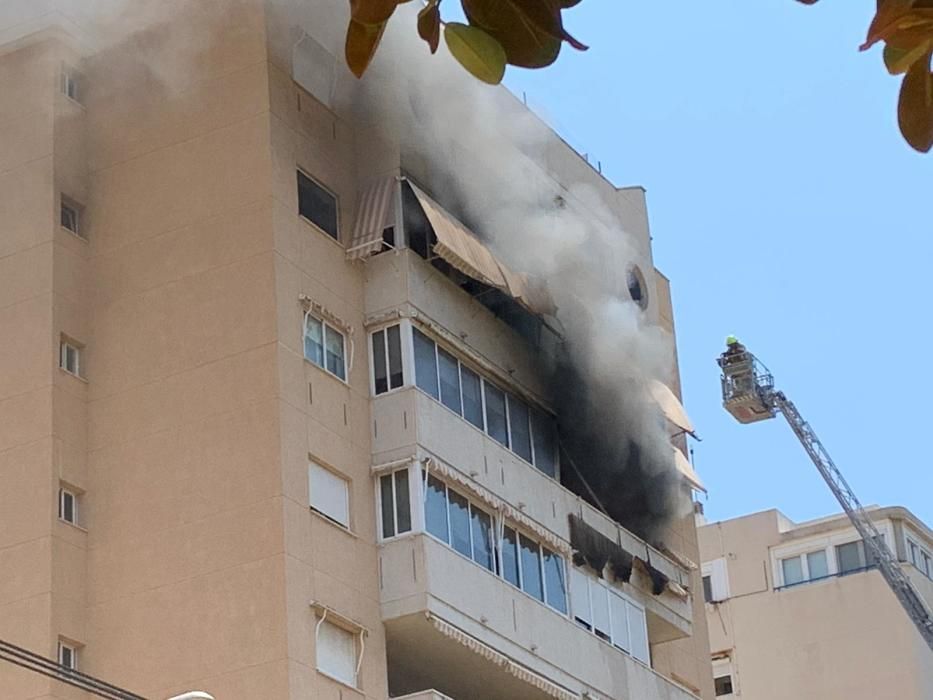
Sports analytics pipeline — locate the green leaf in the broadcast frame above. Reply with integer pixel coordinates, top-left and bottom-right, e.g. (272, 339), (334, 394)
(444, 22), (507, 84)
(898, 51), (933, 152)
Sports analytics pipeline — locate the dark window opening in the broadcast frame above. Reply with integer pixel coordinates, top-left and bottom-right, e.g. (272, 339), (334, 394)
(703, 575), (714, 603)
(297, 171), (339, 240)
(627, 266), (648, 310)
(714, 675), (734, 696)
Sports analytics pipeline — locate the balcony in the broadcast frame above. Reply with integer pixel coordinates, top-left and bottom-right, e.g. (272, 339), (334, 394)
(380, 534), (698, 700)
(372, 386), (693, 641)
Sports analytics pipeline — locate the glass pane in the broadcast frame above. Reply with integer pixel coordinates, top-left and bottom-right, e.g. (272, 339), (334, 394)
(60, 491), (74, 523)
(714, 675), (734, 696)
(836, 541), (862, 574)
(448, 490), (472, 558)
(807, 550), (828, 580)
(461, 366), (484, 429)
(394, 470), (411, 534)
(484, 382), (509, 447)
(325, 326), (346, 380)
(570, 568), (591, 629)
(413, 328), (439, 399)
(628, 602), (650, 664)
(304, 317), (324, 367)
(702, 575), (713, 603)
(438, 348), (462, 415)
(781, 556), (804, 586)
(543, 549), (567, 613)
(372, 331), (387, 395)
(609, 592), (629, 651)
(387, 325), (404, 389)
(531, 410), (558, 477)
(507, 395), (533, 462)
(425, 476), (449, 542)
(519, 535), (544, 601)
(380, 475), (395, 538)
(297, 171), (339, 240)
(502, 526), (520, 587)
(591, 583), (611, 640)
(470, 506), (495, 572)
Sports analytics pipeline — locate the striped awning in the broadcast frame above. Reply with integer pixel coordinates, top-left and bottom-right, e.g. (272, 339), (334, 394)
(408, 184), (556, 317)
(428, 615), (579, 700)
(650, 380), (695, 435)
(672, 446), (706, 494)
(347, 176), (398, 260)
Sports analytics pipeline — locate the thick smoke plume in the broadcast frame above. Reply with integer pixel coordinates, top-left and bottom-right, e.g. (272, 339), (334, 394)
(343, 4), (686, 542)
(74, 0), (687, 542)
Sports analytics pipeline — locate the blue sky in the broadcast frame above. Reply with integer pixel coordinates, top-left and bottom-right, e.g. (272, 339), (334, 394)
(494, 1), (932, 525)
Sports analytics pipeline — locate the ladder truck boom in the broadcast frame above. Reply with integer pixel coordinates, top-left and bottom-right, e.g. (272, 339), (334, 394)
(717, 340), (933, 651)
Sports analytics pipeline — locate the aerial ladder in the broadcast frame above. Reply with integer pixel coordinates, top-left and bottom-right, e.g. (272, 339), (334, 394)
(717, 338), (933, 652)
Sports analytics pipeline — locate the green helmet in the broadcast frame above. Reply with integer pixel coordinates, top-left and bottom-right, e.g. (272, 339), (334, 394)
(726, 335), (739, 346)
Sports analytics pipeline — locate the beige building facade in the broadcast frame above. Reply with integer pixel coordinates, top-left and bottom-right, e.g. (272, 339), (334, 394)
(0, 1), (713, 699)
(698, 507), (933, 699)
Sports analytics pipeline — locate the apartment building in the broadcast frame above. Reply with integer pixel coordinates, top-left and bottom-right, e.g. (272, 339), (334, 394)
(698, 507), (933, 699)
(0, 1), (713, 698)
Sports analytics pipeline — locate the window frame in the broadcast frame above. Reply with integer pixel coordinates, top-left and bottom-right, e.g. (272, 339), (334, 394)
(378, 467), (413, 540)
(60, 196), (84, 239)
(370, 323), (406, 396)
(303, 313), (348, 382)
(407, 325), (560, 477)
(315, 617), (360, 688)
(58, 486), (79, 527)
(60, 66), (81, 103)
(569, 566), (650, 663)
(297, 169), (340, 242)
(58, 640), (78, 671)
(308, 461), (351, 530)
(59, 338), (83, 378)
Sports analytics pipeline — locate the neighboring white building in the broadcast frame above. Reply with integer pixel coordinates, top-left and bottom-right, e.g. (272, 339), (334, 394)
(699, 507), (933, 699)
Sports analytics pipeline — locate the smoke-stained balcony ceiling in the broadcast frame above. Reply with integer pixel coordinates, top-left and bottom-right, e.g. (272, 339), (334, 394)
(672, 446), (706, 494)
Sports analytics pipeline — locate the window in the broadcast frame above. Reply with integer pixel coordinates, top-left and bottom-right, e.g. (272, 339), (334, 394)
(61, 69), (80, 102)
(807, 549), (829, 579)
(702, 558), (729, 602)
(483, 382), (509, 447)
(298, 170), (338, 240)
(59, 338), (82, 377)
(59, 487), (78, 526)
(460, 366), (484, 429)
(531, 409), (558, 477)
(923, 552), (933, 579)
(408, 328), (560, 475)
(627, 265), (648, 310)
(60, 197), (83, 238)
(437, 348), (462, 415)
(714, 675), (734, 696)
(413, 328), (439, 399)
(570, 568), (650, 663)
(781, 556), (804, 586)
(58, 641), (77, 671)
(379, 469), (411, 539)
(507, 395), (533, 463)
(316, 619), (357, 686)
(424, 474), (566, 612)
(836, 541), (863, 574)
(371, 325), (403, 395)
(309, 462), (350, 528)
(304, 315), (346, 381)
(702, 575), (713, 603)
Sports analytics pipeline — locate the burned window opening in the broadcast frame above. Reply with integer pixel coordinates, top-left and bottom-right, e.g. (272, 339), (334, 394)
(568, 515), (634, 583)
(401, 182), (548, 349)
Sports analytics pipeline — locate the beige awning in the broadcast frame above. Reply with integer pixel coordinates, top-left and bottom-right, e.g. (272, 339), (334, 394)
(408, 184), (556, 317)
(347, 176), (397, 260)
(650, 379), (695, 435)
(672, 446), (706, 493)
